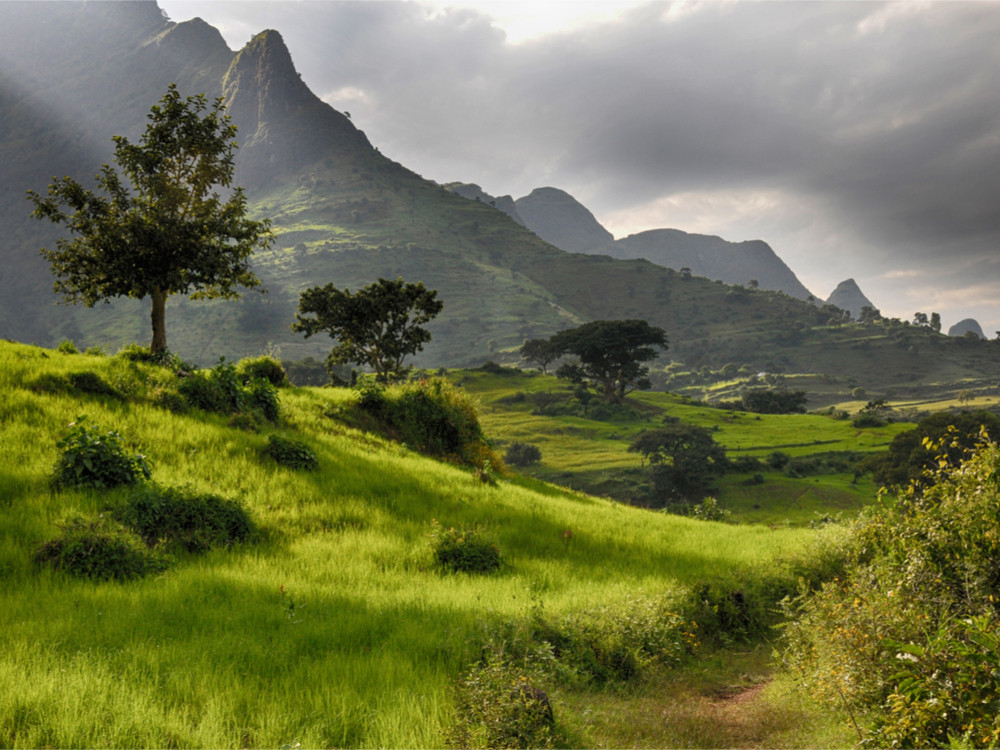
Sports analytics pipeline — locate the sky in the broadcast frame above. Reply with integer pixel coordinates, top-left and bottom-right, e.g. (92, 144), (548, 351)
(159, 0), (1000, 334)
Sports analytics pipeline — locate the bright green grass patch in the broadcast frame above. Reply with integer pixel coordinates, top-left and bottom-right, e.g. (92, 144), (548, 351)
(0, 341), (830, 747)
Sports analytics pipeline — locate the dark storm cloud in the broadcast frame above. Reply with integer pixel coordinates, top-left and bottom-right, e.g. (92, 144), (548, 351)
(161, 0), (1000, 327)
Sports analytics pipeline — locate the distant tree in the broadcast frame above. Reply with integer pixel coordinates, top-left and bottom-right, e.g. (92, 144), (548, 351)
(858, 305), (882, 324)
(548, 319), (668, 404)
(747, 279), (759, 290)
(629, 423), (728, 503)
(930, 312), (942, 333)
(292, 277), (443, 381)
(913, 311), (929, 328)
(28, 83), (273, 354)
(519, 337), (559, 373)
(679, 267), (692, 280)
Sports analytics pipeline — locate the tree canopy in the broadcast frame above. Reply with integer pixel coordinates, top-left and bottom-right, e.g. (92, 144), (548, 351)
(292, 277), (443, 381)
(628, 423), (728, 504)
(28, 83), (273, 354)
(548, 319), (667, 404)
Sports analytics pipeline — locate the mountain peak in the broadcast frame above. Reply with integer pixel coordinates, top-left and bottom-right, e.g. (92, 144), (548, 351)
(826, 278), (875, 319)
(514, 187), (614, 253)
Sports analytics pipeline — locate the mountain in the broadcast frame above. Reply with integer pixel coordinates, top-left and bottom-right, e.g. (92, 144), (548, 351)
(610, 229), (814, 299)
(949, 318), (986, 338)
(826, 279), (876, 319)
(513, 187), (615, 254)
(2, 1), (999, 403)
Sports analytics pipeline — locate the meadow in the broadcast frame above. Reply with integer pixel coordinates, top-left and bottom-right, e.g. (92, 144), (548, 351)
(453, 366), (913, 525)
(0, 340), (852, 747)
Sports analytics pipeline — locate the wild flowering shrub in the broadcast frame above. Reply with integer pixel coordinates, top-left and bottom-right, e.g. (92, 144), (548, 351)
(52, 418), (151, 490)
(780, 439), (1000, 748)
(428, 520), (502, 574)
(447, 653), (557, 749)
(263, 435), (318, 470)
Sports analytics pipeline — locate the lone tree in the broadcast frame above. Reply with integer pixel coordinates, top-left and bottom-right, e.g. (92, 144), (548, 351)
(28, 83), (272, 355)
(292, 277), (443, 381)
(548, 319), (667, 404)
(629, 423), (728, 504)
(519, 337), (560, 373)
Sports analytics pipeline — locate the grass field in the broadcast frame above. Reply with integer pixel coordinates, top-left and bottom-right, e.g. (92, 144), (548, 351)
(453, 367), (912, 524)
(0, 341), (848, 748)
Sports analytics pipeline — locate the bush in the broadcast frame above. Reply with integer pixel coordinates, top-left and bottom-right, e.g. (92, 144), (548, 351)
(429, 520), (502, 574)
(236, 355), (287, 387)
(52, 418), (151, 490)
(504, 442), (541, 467)
(178, 358), (281, 422)
(355, 378), (501, 468)
(245, 377), (280, 422)
(33, 517), (166, 582)
(781, 442), (1000, 747)
(447, 654), (556, 749)
(263, 435), (318, 470)
(111, 484), (256, 554)
(115, 343), (190, 371)
(57, 339), (78, 354)
(691, 496), (731, 522)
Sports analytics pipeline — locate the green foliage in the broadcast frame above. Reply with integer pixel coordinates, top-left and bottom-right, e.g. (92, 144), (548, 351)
(355, 378), (500, 467)
(177, 358), (281, 422)
(547, 319), (668, 404)
(293, 276), (443, 381)
(115, 343), (190, 371)
(263, 435), (318, 470)
(429, 520), (502, 574)
(33, 516), (166, 582)
(447, 653), (556, 749)
(691, 496), (731, 522)
(52, 418), (151, 490)
(111, 484), (256, 554)
(518, 338), (560, 373)
(629, 423), (729, 504)
(504, 442), (542, 467)
(738, 388), (807, 414)
(57, 339), (78, 355)
(236, 355), (287, 387)
(28, 83), (273, 353)
(781, 442), (1000, 747)
(863, 410), (1000, 489)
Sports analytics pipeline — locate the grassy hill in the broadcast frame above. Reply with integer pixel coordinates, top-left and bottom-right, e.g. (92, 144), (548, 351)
(0, 339), (855, 747)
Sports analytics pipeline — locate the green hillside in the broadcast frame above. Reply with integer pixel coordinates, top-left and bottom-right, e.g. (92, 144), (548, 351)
(0, 339), (852, 747)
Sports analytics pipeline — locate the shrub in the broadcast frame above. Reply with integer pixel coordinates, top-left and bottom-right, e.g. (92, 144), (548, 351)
(355, 378), (501, 468)
(781, 442), (1000, 747)
(33, 517), (166, 582)
(691, 496), (731, 522)
(52, 418), (151, 490)
(504, 442), (541, 467)
(447, 654), (556, 749)
(112, 484), (256, 554)
(178, 359), (281, 422)
(236, 355), (287, 387)
(263, 435), (318, 470)
(116, 343), (189, 370)
(57, 339), (78, 354)
(429, 520), (502, 574)
(245, 377), (280, 422)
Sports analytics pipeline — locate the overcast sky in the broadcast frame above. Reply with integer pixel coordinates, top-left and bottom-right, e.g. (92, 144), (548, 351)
(159, 0), (1000, 334)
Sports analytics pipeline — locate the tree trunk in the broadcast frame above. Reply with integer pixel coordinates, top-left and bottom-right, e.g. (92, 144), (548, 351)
(150, 289), (168, 354)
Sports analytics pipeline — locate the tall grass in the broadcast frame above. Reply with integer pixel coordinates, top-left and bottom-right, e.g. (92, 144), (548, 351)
(0, 341), (825, 747)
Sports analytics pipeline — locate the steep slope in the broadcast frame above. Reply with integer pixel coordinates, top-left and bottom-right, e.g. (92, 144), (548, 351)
(443, 182), (525, 225)
(949, 318), (986, 338)
(825, 278), (876, 319)
(513, 186), (615, 254)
